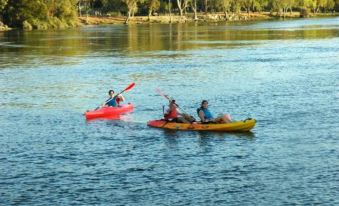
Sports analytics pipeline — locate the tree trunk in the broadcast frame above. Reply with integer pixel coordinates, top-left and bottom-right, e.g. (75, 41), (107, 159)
(148, 10), (152, 21)
(283, 8), (285, 18)
(177, 0), (183, 16)
(183, 0), (188, 15)
(125, 10), (131, 24)
(224, 10), (228, 20)
(192, 0), (198, 20)
(204, 0), (208, 14)
(78, 0), (82, 17)
(169, 0), (172, 23)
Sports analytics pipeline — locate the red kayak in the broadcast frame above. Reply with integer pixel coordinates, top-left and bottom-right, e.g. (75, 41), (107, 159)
(85, 104), (134, 120)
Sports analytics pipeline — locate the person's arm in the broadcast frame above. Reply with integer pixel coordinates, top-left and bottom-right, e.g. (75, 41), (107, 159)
(118, 94), (125, 102)
(101, 98), (110, 107)
(198, 110), (206, 122)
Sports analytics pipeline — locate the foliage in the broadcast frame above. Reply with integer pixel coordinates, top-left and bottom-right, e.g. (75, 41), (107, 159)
(0, 0), (8, 12)
(147, 0), (160, 15)
(2, 0), (78, 29)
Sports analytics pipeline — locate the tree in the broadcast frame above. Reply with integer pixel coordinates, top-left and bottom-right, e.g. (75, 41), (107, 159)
(253, 0), (269, 12)
(240, 0), (253, 16)
(325, 0), (335, 11)
(231, 0), (242, 13)
(176, 0), (184, 16)
(2, 0), (77, 29)
(271, 0), (295, 17)
(123, 0), (144, 23)
(204, 0), (208, 13)
(0, 0), (8, 22)
(215, 0), (231, 19)
(191, 0), (198, 20)
(147, 0), (160, 20)
(0, 0), (8, 12)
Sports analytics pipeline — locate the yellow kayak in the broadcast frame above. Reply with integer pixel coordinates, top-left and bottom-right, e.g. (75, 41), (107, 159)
(147, 118), (256, 132)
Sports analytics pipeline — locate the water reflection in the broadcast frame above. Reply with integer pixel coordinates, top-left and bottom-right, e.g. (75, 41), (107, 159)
(161, 128), (256, 140)
(1, 17), (338, 68)
(196, 131), (256, 139)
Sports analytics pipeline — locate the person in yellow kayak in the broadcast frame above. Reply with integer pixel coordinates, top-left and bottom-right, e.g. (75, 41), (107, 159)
(103, 90), (125, 107)
(197, 100), (232, 123)
(164, 99), (194, 123)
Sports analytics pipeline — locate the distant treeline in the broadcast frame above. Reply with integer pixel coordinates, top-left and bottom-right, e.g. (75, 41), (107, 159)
(0, 0), (338, 29)
(0, 0), (78, 29)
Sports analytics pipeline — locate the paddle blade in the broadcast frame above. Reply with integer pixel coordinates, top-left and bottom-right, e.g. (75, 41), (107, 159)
(124, 82), (135, 92)
(155, 88), (172, 101)
(155, 88), (165, 96)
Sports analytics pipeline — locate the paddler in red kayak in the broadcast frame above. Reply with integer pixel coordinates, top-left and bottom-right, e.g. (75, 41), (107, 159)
(102, 90), (125, 107)
(197, 100), (232, 123)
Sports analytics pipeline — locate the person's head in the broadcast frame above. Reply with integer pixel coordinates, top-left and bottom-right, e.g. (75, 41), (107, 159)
(201, 100), (209, 109)
(169, 99), (176, 108)
(108, 90), (115, 96)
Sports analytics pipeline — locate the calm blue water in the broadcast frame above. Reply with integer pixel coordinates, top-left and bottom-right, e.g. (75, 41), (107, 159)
(0, 17), (339, 205)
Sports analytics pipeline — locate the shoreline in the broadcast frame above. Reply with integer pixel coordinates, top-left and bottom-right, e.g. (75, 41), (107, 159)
(79, 12), (339, 25)
(1, 12), (338, 31)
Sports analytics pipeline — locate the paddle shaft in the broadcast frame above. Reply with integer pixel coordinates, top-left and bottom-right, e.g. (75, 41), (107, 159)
(155, 88), (189, 114)
(105, 83), (135, 104)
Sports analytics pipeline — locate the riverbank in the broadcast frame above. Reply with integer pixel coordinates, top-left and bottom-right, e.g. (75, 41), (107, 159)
(79, 12), (339, 25)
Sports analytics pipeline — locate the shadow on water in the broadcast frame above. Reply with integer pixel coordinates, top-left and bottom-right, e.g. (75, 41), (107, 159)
(196, 131), (256, 139)
(161, 128), (256, 140)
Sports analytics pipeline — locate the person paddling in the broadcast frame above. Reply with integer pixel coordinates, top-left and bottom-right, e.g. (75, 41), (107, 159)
(197, 100), (232, 123)
(164, 100), (178, 121)
(164, 99), (192, 123)
(103, 90), (125, 107)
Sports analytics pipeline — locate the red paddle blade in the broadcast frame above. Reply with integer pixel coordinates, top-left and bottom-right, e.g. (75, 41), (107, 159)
(124, 82), (135, 92)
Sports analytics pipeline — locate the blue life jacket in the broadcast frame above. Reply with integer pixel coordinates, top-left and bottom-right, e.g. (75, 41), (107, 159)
(106, 96), (118, 107)
(197, 107), (213, 119)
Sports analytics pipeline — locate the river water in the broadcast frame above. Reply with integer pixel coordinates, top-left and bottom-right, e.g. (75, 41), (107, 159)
(0, 17), (338, 205)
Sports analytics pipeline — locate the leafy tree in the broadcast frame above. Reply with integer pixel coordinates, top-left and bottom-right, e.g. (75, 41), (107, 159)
(231, 0), (242, 13)
(240, 0), (253, 15)
(191, 0), (198, 19)
(214, 0), (231, 18)
(3, 0), (77, 29)
(0, 0), (8, 12)
(176, 0), (185, 16)
(123, 0), (145, 23)
(271, 0), (295, 17)
(147, 0), (160, 19)
(254, 0), (269, 12)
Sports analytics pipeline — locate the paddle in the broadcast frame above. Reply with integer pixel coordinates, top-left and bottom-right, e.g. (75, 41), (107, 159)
(155, 88), (174, 102)
(155, 88), (196, 126)
(98, 82), (135, 109)
(111, 82), (135, 101)
(155, 88), (190, 115)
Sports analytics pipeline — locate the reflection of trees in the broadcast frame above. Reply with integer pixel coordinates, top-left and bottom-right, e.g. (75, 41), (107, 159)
(0, 23), (338, 68)
(0, 29), (91, 68)
(123, 23), (338, 52)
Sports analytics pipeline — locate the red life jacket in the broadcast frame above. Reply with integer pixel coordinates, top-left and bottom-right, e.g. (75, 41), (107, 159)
(164, 107), (178, 119)
(116, 97), (121, 105)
